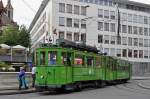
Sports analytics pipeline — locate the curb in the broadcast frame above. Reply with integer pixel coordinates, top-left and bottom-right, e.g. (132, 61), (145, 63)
(138, 83), (150, 89)
(0, 89), (37, 95)
(132, 77), (150, 80)
(0, 87), (17, 91)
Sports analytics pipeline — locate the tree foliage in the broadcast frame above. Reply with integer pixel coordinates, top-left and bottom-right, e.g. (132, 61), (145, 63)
(2, 25), (20, 46)
(0, 25), (31, 47)
(18, 25), (31, 47)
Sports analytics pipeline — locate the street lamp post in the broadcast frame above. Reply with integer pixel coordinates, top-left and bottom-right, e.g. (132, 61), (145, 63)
(114, 1), (121, 45)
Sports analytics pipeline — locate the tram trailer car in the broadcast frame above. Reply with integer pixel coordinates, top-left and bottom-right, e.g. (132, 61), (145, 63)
(34, 40), (131, 91)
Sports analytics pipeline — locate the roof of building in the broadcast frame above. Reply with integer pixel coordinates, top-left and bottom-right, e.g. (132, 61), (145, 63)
(28, 0), (49, 32)
(0, 0), (4, 9)
(6, 0), (13, 9)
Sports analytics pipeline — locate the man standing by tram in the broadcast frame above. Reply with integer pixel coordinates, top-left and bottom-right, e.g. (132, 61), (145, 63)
(31, 64), (36, 88)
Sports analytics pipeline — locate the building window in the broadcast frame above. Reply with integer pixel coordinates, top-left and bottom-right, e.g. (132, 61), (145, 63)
(66, 4), (72, 13)
(59, 31), (65, 39)
(117, 37), (121, 45)
(139, 15), (143, 24)
(149, 28), (150, 36)
(133, 14), (137, 23)
(104, 10), (109, 19)
(122, 25), (127, 33)
(139, 38), (143, 47)
(110, 11), (115, 20)
(134, 50), (138, 58)
(116, 49), (121, 57)
(74, 19), (79, 28)
(139, 27), (143, 35)
(74, 32), (79, 42)
(98, 9), (103, 18)
(128, 37), (132, 46)
(66, 32), (72, 41)
(139, 50), (143, 58)
(128, 26), (132, 34)
(99, 0), (103, 5)
(110, 36), (115, 44)
(121, 13), (127, 21)
(133, 38), (138, 46)
(81, 19), (86, 29)
(98, 34), (103, 43)
(74, 5), (80, 15)
(128, 49), (132, 58)
(104, 35), (109, 44)
(144, 50), (148, 58)
(81, 6), (86, 16)
(144, 16), (148, 24)
(149, 39), (150, 47)
(110, 23), (115, 32)
(122, 37), (127, 45)
(104, 0), (108, 6)
(81, 33), (86, 42)
(149, 17), (150, 25)
(104, 48), (109, 55)
(59, 17), (65, 26)
(133, 26), (138, 34)
(104, 23), (109, 31)
(59, 3), (65, 13)
(144, 39), (148, 47)
(67, 18), (72, 27)
(110, 48), (115, 56)
(144, 28), (148, 36)
(128, 14), (132, 22)
(122, 49), (127, 57)
(94, 0), (99, 4)
(98, 22), (103, 31)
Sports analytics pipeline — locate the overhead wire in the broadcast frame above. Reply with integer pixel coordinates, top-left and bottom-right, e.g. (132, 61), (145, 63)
(21, 0), (37, 13)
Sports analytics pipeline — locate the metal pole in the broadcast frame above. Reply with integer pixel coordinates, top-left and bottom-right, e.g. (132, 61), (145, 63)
(115, 2), (121, 45)
(10, 46), (12, 62)
(25, 49), (27, 63)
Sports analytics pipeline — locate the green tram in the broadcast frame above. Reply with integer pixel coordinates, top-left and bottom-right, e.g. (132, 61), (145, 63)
(34, 39), (132, 91)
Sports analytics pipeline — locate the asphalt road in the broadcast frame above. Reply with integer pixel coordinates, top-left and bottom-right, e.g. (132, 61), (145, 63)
(1, 80), (150, 99)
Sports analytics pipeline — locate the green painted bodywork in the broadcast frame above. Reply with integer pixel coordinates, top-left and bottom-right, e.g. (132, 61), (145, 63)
(35, 47), (131, 87)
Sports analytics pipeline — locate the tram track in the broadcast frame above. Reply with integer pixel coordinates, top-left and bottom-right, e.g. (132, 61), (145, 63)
(114, 80), (150, 95)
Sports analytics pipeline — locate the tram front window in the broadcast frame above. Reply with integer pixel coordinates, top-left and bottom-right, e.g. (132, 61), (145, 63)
(48, 51), (57, 65)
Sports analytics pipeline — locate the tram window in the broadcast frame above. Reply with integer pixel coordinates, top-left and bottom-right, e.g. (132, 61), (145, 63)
(61, 52), (71, 66)
(40, 52), (46, 65)
(48, 51), (57, 65)
(74, 54), (84, 66)
(95, 57), (101, 67)
(87, 56), (94, 67)
(35, 52), (38, 65)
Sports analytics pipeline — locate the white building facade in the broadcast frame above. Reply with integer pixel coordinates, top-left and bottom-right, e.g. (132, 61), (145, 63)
(29, 0), (150, 76)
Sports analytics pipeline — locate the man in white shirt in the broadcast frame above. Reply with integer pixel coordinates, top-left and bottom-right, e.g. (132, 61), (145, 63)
(31, 64), (36, 88)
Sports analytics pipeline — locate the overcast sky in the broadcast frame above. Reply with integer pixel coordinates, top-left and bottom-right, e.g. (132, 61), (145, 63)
(2, 0), (150, 28)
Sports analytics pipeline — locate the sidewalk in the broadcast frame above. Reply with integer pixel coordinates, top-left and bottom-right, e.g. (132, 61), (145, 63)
(0, 85), (36, 95)
(0, 84), (36, 95)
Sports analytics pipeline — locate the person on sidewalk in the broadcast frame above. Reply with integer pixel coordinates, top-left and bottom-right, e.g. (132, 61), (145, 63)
(18, 67), (28, 90)
(31, 64), (36, 88)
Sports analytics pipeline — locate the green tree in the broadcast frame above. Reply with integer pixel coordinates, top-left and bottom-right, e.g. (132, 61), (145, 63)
(18, 25), (31, 48)
(2, 25), (20, 46)
(0, 25), (31, 48)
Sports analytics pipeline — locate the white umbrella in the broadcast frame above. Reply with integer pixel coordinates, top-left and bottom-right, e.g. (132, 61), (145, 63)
(0, 44), (10, 49)
(12, 45), (26, 50)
